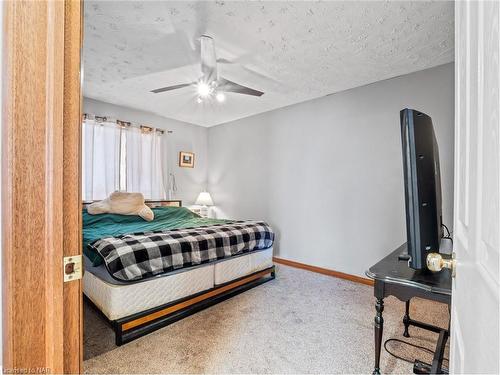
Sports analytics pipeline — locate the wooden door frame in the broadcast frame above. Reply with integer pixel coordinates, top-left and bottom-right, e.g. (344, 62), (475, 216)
(2, 1), (83, 373)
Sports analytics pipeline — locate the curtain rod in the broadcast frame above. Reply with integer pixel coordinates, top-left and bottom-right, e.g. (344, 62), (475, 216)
(83, 113), (173, 134)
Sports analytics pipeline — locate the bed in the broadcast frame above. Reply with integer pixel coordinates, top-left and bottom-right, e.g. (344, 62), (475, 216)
(82, 200), (275, 345)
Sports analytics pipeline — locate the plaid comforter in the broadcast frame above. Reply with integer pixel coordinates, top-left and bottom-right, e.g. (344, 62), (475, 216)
(90, 221), (274, 281)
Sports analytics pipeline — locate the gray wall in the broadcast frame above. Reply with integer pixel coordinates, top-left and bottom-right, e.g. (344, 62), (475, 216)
(84, 98), (209, 205)
(207, 63), (455, 277)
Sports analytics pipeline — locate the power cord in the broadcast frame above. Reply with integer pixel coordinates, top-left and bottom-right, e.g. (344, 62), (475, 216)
(441, 223), (453, 244)
(441, 223), (451, 237)
(383, 338), (449, 365)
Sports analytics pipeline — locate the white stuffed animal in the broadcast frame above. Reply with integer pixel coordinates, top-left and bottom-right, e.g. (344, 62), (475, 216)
(87, 191), (154, 221)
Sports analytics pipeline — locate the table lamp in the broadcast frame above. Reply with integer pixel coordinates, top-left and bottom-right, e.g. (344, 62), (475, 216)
(195, 191), (214, 217)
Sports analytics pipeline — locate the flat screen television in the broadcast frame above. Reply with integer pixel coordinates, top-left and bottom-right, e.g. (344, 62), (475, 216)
(400, 108), (443, 270)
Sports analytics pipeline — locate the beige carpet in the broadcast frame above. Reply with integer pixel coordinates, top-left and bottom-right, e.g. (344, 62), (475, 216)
(84, 264), (449, 374)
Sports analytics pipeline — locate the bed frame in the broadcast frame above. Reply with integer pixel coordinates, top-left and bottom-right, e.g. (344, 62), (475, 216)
(83, 199), (275, 345)
(86, 266), (276, 345)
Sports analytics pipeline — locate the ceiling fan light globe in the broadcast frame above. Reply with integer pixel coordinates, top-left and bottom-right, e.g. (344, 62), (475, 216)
(216, 92), (226, 102)
(196, 97), (203, 104)
(197, 82), (211, 98)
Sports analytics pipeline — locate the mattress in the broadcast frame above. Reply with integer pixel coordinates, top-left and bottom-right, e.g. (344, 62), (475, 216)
(84, 247), (274, 320)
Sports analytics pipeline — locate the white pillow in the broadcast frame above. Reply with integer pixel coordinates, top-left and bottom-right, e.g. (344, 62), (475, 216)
(87, 191), (154, 221)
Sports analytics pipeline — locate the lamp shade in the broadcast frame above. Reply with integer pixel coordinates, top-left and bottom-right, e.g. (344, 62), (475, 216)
(195, 191), (214, 206)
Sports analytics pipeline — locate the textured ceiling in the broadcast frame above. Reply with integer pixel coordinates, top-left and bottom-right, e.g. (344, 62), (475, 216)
(83, 1), (454, 127)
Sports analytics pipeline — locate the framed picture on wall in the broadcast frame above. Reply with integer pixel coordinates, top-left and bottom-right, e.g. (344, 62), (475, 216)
(179, 151), (195, 168)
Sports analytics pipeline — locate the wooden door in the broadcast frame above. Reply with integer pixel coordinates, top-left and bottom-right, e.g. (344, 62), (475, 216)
(452, 0), (499, 372)
(2, 1), (83, 373)
(63, 1), (84, 372)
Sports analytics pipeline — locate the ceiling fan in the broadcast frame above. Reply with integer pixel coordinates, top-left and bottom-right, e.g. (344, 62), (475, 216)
(150, 35), (264, 103)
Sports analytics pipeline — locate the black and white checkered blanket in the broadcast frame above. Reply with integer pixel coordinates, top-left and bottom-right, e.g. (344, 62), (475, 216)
(90, 221), (274, 281)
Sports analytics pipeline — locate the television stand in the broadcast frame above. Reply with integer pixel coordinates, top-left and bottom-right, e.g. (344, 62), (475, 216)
(366, 243), (452, 374)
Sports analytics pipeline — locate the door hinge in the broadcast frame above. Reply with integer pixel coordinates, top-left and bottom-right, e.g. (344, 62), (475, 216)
(64, 255), (83, 282)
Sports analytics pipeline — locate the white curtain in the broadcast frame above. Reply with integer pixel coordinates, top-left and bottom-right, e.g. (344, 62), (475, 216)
(82, 116), (168, 201)
(82, 118), (121, 201)
(125, 127), (167, 200)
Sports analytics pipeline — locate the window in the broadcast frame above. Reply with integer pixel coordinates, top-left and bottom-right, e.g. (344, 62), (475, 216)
(82, 116), (167, 201)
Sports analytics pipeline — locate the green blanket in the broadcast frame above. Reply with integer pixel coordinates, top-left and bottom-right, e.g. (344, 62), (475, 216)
(83, 206), (230, 266)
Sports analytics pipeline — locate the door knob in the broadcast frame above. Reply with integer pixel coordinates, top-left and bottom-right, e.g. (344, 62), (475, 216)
(427, 252), (456, 277)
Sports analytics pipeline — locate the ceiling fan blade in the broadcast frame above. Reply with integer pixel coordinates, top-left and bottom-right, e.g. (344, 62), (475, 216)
(216, 50), (255, 65)
(218, 78), (264, 97)
(216, 58), (232, 64)
(218, 56), (288, 94)
(200, 35), (218, 82)
(218, 59), (283, 87)
(150, 82), (194, 94)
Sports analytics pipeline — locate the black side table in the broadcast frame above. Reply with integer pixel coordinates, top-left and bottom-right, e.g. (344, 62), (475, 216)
(366, 243), (452, 374)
